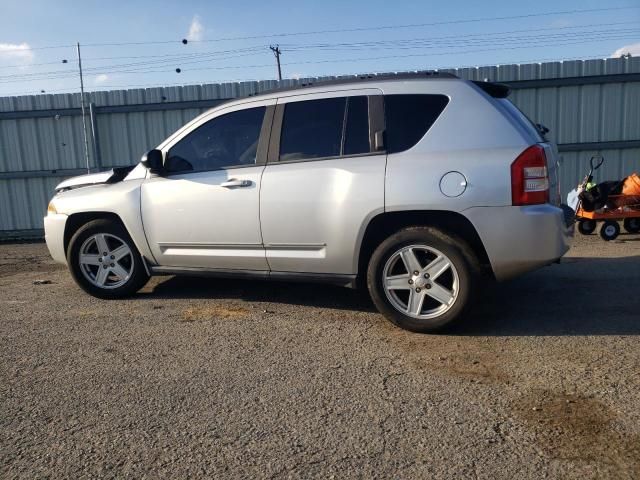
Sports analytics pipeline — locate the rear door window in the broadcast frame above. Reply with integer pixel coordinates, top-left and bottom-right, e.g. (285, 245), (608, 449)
(279, 96), (370, 161)
(343, 96), (370, 155)
(384, 94), (449, 153)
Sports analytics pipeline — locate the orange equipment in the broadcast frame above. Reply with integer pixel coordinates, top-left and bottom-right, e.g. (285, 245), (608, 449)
(574, 158), (640, 241)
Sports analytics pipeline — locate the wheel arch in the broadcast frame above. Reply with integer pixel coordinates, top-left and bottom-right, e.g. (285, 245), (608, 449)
(64, 212), (128, 255)
(356, 210), (493, 284)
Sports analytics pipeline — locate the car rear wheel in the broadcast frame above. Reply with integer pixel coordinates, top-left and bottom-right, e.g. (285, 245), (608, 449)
(67, 219), (150, 299)
(367, 227), (477, 333)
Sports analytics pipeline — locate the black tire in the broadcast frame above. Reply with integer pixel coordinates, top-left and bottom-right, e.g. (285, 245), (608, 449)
(577, 219), (597, 235)
(623, 217), (640, 234)
(67, 218), (150, 299)
(367, 226), (478, 333)
(599, 220), (620, 241)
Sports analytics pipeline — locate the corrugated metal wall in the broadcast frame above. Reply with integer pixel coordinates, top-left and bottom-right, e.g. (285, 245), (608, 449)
(1, 57), (639, 236)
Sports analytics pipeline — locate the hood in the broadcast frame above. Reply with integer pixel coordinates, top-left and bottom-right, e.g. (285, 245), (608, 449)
(55, 165), (136, 193)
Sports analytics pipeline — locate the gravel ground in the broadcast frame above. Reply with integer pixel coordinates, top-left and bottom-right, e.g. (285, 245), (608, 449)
(1, 232), (639, 479)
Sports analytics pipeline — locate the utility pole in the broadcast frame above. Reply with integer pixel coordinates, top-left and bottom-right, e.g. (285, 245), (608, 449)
(77, 42), (91, 173)
(269, 45), (282, 81)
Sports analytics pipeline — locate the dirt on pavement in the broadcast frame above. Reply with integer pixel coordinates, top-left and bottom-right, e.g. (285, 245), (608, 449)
(1, 232), (639, 479)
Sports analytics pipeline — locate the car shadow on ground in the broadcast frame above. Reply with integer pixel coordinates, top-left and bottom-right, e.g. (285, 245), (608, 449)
(458, 255), (640, 336)
(146, 275), (377, 312)
(144, 255), (640, 337)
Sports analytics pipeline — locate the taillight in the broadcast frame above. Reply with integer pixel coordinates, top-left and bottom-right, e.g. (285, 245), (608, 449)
(511, 145), (550, 206)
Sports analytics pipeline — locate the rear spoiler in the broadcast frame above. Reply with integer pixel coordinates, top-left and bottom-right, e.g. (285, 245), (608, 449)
(471, 80), (510, 98)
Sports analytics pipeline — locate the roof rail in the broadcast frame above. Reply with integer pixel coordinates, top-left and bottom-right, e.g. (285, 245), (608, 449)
(246, 71), (458, 97)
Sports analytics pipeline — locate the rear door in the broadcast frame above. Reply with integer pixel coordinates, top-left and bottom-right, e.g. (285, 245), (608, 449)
(259, 89), (386, 276)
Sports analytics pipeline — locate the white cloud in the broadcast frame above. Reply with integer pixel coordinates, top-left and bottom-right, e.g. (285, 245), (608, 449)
(94, 74), (109, 84)
(187, 15), (204, 41)
(611, 42), (640, 57)
(290, 73), (304, 80)
(0, 42), (34, 61)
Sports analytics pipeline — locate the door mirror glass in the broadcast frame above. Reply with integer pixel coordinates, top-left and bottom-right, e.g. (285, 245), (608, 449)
(141, 149), (164, 173)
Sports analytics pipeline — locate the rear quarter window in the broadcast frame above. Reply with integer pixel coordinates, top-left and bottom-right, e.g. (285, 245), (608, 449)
(384, 94), (449, 153)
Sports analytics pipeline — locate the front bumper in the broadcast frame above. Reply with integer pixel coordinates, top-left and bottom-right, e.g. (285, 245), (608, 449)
(465, 204), (573, 281)
(44, 213), (68, 265)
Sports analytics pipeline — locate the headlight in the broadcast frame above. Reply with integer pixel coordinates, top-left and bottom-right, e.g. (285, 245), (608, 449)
(47, 201), (57, 215)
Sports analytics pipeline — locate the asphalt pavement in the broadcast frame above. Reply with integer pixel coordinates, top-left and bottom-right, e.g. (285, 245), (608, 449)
(1, 232), (639, 479)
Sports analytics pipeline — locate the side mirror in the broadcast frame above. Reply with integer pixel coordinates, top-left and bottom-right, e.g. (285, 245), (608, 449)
(141, 149), (164, 174)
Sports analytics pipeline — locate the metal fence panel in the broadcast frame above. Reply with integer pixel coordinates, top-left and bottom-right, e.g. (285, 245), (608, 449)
(557, 86), (580, 144)
(624, 82), (640, 140)
(1, 57), (640, 236)
(0, 176), (63, 231)
(559, 148), (640, 197)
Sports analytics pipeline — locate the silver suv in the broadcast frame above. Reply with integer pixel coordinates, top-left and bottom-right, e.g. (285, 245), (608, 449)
(44, 73), (572, 332)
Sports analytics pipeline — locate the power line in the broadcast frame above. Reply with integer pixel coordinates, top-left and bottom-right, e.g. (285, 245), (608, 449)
(1, 53), (616, 97)
(0, 28), (635, 84)
(88, 5), (640, 45)
(74, 50), (263, 75)
(0, 42), (633, 86)
(65, 35), (639, 78)
(0, 43), (75, 52)
(0, 49), (263, 78)
(8, 32), (637, 82)
(1, 59), (71, 69)
(281, 29), (640, 53)
(0, 51), (266, 81)
(1, 77), (268, 96)
(281, 26), (640, 51)
(83, 46), (264, 63)
(280, 37), (639, 67)
(1, 5), (638, 52)
(3, 19), (636, 70)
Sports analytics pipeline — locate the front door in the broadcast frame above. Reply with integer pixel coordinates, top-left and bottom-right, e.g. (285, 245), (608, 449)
(141, 100), (274, 270)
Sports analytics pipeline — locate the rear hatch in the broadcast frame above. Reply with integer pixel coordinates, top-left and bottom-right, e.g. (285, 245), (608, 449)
(489, 90), (561, 206)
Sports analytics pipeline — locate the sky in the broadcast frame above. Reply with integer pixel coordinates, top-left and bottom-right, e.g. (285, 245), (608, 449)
(0, 0), (639, 97)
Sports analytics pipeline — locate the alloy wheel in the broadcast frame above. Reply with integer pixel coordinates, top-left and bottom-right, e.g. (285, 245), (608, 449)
(382, 244), (459, 319)
(78, 233), (134, 289)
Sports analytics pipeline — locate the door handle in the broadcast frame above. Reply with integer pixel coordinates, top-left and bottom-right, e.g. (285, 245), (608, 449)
(220, 179), (252, 188)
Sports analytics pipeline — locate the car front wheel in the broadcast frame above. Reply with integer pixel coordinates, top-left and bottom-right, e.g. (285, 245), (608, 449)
(367, 227), (478, 333)
(67, 219), (150, 299)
